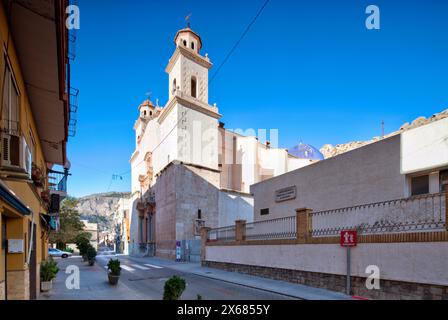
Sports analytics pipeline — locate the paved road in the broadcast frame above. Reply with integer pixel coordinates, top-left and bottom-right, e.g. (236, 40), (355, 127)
(41, 255), (296, 300)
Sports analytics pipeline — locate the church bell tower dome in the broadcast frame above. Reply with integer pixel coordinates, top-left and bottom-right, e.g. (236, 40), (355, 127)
(174, 25), (203, 54)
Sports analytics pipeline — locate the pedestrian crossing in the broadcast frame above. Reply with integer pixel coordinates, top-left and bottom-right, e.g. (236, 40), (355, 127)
(103, 262), (163, 273)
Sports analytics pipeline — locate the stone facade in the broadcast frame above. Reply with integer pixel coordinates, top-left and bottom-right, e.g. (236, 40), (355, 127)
(7, 269), (30, 300)
(203, 261), (448, 300)
(0, 280), (5, 300)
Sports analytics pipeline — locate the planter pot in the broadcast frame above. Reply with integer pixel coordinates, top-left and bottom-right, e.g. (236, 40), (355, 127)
(108, 274), (120, 285)
(41, 281), (53, 292)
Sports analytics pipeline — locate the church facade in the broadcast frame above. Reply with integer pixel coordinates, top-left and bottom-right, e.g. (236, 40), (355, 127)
(129, 26), (319, 260)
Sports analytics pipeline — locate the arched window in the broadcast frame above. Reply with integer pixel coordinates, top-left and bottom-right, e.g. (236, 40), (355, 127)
(191, 42), (195, 50)
(172, 78), (176, 94)
(143, 110), (147, 116)
(183, 40), (187, 46)
(150, 111), (152, 116)
(191, 76), (197, 98)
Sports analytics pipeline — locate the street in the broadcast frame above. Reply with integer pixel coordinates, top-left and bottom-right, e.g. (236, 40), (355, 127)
(39, 255), (298, 300)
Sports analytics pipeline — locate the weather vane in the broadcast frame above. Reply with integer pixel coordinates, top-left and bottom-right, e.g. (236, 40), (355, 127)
(145, 91), (152, 102)
(185, 13), (192, 28)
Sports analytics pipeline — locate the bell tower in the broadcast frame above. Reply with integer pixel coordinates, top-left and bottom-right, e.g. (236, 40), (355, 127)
(166, 25), (211, 104)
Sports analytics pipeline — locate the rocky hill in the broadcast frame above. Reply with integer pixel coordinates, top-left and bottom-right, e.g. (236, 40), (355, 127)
(320, 109), (448, 159)
(77, 192), (131, 232)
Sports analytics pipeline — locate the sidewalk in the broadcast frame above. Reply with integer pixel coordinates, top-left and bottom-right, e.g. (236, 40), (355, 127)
(39, 257), (154, 300)
(126, 255), (352, 300)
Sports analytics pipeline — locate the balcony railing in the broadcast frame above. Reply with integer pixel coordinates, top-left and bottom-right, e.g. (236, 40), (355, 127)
(48, 169), (70, 193)
(68, 87), (79, 137)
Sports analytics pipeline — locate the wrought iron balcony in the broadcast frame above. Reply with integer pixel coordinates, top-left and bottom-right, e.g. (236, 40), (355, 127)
(48, 169), (70, 195)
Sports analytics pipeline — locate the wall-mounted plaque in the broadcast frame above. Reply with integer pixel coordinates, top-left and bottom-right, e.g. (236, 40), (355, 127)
(275, 186), (297, 202)
(8, 239), (24, 253)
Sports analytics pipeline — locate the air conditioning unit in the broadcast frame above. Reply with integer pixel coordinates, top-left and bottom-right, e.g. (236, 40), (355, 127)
(1, 132), (20, 168)
(22, 137), (32, 178)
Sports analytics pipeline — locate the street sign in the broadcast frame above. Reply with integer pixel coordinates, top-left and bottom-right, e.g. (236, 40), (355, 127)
(340, 230), (357, 247)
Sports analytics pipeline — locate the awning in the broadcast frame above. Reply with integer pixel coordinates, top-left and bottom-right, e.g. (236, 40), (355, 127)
(0, 180), (31, 216)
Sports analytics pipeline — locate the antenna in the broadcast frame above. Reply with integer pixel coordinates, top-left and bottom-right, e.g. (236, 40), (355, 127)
(381, 120), (385, 138)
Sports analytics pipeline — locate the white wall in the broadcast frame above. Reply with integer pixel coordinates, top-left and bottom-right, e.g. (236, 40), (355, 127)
(218, 191), (254, 227)
(205, 242), (448, 286)
(401, 117), (448, 174)
(251, 135), (407, 221)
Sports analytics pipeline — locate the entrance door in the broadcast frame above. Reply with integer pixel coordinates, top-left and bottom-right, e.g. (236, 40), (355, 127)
(1, 216), (6, 300)
(28, 222), (37, 300)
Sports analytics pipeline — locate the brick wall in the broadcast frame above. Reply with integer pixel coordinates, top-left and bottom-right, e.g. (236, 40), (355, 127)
(203, 261), (448, 300)
(7, 269), (29, 300)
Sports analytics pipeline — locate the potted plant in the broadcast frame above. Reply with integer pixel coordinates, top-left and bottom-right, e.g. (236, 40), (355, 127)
(163, 275), (186, 300)
(86, 245), (97, 266)
(40, 257), (59, 292)
(107, 259), (121, 285)
(41, 189), (50, 204)
(31, 163), (44, 187)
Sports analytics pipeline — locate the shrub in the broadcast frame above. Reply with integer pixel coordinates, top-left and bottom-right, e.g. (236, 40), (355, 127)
(107, 259), (121, 276)
(40, 257), (59, 282)
(163, 276), (186, 300)
(64, 247), (74, 254)
(75, 235), (91, 257)
(86, 245), (97, 265)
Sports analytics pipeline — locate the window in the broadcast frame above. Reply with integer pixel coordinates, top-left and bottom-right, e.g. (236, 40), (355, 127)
(183, 40), (187, 46)
(411, 175), (429, 196)
(150, 111), (152, 116)
(2, 61), (19, 134)
(440, 170), (448, 192)
(260, 208), (269, 216)
(143, 110), (147, 116)
(197, 209), (202, 220)
(172, 78), (177, 94)
(191, 42), (195, 50)
(191, 76), (197, 98)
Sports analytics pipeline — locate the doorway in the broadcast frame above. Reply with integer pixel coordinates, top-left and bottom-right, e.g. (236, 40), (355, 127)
(28, 222), (37, 300)
(1, 216), (6, 300)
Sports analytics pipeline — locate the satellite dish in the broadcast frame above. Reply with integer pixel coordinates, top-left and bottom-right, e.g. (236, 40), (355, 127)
(64, 159), (71, 170)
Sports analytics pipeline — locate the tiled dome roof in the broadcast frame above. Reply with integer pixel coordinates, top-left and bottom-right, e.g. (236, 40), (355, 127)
(289, 142), (324, 161)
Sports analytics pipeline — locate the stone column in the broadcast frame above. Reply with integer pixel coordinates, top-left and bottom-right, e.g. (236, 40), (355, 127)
(200, 227), (211, 263)
(296, 208), (313, 243)
(235, 220), (247, 242)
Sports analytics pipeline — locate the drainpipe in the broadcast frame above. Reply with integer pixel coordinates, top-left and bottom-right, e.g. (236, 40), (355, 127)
(27, 211), (35, 265)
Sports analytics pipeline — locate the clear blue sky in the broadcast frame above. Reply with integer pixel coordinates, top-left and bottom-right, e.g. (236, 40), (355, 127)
(68, 0), (448, 197)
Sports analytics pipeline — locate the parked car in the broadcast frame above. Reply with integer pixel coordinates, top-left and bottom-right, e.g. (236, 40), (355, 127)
(48, 248), (72, 258)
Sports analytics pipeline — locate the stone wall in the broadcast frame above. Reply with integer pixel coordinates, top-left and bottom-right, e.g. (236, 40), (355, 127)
(0, 280), (5, 300)
(7, 269), (29, 300)
(203, 261), (448, 300)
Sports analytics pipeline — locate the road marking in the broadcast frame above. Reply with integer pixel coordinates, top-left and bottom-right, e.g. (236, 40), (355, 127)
(131, 264), (150, 270)
(121, 265), (136, 272)
(144, 263), (163, 269)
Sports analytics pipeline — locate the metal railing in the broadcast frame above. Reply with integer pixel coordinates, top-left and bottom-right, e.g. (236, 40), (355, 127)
(311, 192), (447, 237)
(245, 216), (297, 240)
(68, 87), (79, 137)
(207, 225), (236, 242)
(48, 169), (69, 193)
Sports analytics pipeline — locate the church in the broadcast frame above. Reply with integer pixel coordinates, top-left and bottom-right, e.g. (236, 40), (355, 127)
(129, 25), (322, 260)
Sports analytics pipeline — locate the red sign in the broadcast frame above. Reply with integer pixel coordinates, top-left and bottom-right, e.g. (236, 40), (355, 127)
(340, 230), (357, 247)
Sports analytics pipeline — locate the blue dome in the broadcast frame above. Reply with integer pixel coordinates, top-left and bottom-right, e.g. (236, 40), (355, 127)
(289, 142), (324, 161)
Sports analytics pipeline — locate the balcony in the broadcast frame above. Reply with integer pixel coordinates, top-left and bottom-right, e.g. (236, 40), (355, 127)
(48, 169), (70, 198)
